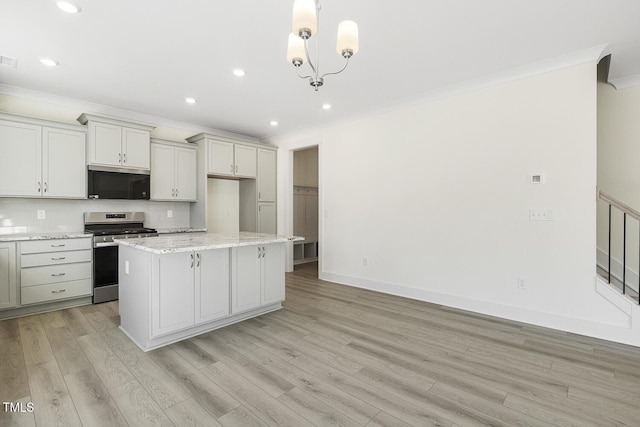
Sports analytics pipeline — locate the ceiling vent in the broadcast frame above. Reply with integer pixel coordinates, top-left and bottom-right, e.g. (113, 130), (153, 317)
(0, 55), (18, 69)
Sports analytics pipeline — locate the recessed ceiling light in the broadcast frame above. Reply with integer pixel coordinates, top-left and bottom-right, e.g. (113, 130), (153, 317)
(322, 103), (332, 110)
(185, 97), (196, 104)
(40, 58), (59, 67)
(233, 69), (246, 77)
(56, 1), (81, 13)
(270, 121), (278, 126)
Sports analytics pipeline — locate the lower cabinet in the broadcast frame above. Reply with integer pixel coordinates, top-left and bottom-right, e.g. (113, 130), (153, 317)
(231, 243), (284, 314)
(0, 243), (17, 310)
(19, 238), (92, 305)
(152, 248), (229, 337)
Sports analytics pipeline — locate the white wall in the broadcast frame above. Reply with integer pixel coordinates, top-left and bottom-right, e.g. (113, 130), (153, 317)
(597, 83), (640, 293)
(271, 62), (640, 345)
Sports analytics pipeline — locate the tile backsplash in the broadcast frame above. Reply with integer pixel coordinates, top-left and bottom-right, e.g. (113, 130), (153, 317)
(0, 198), (191, 234)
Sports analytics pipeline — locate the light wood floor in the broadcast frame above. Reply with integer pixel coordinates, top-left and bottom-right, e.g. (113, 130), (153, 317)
(2, 262), (640, 426)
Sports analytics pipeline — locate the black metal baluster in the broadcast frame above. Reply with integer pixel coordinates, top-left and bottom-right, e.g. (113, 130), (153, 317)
(623, 213), (627, 294)
(608, 204), (612, 284)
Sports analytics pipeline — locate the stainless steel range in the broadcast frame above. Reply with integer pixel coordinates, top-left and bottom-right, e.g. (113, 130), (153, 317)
(84, 212), (157, 303)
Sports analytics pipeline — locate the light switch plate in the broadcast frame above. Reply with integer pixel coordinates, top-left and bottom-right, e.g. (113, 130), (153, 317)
(529, 209), (553, 221)
(37, 210), (45, 220)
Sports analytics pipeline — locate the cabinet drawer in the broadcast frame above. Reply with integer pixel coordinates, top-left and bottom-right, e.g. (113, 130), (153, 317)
(21, 249), (92, 268)
(20, 238), (91, 254)
(21, 262), (91, 287)
(21, 278), (92, 305)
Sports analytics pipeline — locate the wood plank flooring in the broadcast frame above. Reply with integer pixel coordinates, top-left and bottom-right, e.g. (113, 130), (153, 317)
(2, 262), (640, 426)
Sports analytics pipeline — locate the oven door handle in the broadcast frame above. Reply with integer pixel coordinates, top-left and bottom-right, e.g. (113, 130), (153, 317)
(94, 242), (119, 248)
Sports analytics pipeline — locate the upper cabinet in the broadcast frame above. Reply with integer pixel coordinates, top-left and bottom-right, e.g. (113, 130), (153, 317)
(206, 139), (256, 178)
(150, 139), (197, 201)
(0, 115), (86, 199)
(78, 113), (155, 170)
(257, 148), (276, 202)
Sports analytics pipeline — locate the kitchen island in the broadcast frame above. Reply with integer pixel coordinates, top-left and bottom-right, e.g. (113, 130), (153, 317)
(117, 232), (294, 351)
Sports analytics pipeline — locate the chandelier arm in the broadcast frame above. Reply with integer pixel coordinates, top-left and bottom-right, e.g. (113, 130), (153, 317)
(296, 67), (313, 80)
(320, 57), (350, 79)
(303, 37), (318, 79)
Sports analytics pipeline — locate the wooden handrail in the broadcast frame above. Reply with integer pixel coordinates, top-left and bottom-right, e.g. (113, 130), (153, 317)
(598, 190), (640, 222)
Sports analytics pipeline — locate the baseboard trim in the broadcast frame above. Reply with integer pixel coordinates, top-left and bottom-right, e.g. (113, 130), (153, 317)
(319, 270), (640, 347)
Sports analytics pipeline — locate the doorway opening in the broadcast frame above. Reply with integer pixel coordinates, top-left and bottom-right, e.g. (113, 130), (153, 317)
(292, 146), (319, 277)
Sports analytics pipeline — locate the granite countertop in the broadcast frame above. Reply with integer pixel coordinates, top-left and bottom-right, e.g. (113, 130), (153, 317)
(0, 232), (92, 242)
(156, 228), (207, 234)
(116, 232), (303, 254)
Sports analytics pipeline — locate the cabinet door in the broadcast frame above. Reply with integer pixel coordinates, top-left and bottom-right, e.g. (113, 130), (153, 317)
(234, 145), (257, 178)
(261, 243), (285, 305)
(42, 127), (86, 198)
(231, 246), (261, 314)
(207, 140), (234, 176)
(122, 127), (150, 169)
(89, 122), (122, 166)
(0, 120), (42, 197)
(175, 146), (197, 201)
(258, 149), (276, 202)
(258, 203), (276, 234)
(195, 249), (230, 324)
(152, 252), (195, 337)
(0, 243), (17, 310)
(150, 143), (175, 200)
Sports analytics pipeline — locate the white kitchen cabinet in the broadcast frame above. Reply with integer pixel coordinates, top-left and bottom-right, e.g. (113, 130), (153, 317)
(42, 127), (87, 198)
(195, 249), (230, 324)
(257, 202), (276, 234)
(150, 140), (197, 201)
(19, 237), (92, 305)
(0, 243), (17, 311)
(152, 248), (230, 337)
(0, 116), (86, 199)
(78, 113), (154, 170)
(231, 243), (284, 314)
(153, 252), (195, 337)
(257, 148), (276, 202)
(206, 139), (256, 178)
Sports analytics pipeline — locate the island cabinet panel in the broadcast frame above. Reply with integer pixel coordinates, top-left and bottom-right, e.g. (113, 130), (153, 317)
(195, 249), (230, 324)
(231, 242), (285, 314)
(231, 246), (262, 314)
(261, 243), (285, 305)
(152, 252), (195, 337)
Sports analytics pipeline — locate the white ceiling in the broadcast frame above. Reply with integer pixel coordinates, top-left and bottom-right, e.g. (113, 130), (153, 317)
(1, 0), (640, 140)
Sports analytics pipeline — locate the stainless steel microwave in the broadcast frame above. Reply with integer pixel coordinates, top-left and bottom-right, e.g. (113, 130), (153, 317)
(88, 167), (150, 200)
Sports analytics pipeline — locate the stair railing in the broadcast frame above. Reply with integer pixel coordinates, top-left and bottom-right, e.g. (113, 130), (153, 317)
(599, 189), (640, 303)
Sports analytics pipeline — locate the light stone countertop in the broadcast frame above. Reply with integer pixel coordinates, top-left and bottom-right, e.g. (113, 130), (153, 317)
(116, 232), (303, 254)
(0, 232), (92, 242)
(156, 228), (207, 234)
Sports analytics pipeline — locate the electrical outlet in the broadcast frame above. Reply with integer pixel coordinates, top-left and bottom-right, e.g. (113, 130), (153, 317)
(167, 210), (173, 218)
(37, 210), (46, 220)
(362, 257), (368, 266)
(517, 277), (526, 290)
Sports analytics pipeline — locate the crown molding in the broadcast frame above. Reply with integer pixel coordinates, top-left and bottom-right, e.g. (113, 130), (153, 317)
(609, 74), (640, 90)
(0, 83), (259, 143)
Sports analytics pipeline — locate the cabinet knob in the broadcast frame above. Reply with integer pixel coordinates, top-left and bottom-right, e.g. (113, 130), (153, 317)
(51, 289), (66, 294)
(119, 153), (122, 163)
(37, 181), (41, 193)
(51, 272), (66, 277)
(175, 188), (178, 197)
(44, 182), (48, 193)
(235, 165), (238, 173)
(190, 253), (194, 268)
(51, 256), (66, 260)
(123, 153), (127, 163)
(196, 253), (200, 267)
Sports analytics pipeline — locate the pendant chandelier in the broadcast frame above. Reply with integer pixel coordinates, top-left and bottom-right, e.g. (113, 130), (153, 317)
(286, 0), (359, 91)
